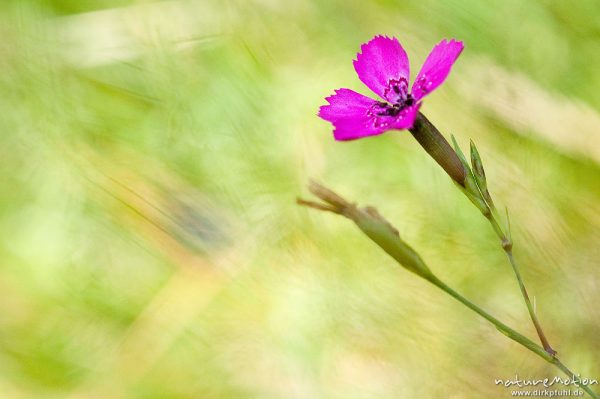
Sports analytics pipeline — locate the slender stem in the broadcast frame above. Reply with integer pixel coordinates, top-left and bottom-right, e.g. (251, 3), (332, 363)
(506, 249), (555, 355)
(487, 213), (556, 356)
(410, 112), (558, 356)
(427, 275), (553, 362)
(428, 275), (599, 398)
(553, 359), (600, 399)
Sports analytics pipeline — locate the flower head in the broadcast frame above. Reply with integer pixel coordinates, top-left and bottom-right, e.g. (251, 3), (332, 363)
(319, 36), (464, 141)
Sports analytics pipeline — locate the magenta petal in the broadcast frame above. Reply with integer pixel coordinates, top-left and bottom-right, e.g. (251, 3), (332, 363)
(330, 116), (387, 141)
(389, 103), (421, 130)
(318, 88), (375, 122)
(353, 36), (410, 102)
(318, 88), (385, 140)
(318, 89), (421, 141)
(412, 39), (464, 101)
(332, 103), (420, 141)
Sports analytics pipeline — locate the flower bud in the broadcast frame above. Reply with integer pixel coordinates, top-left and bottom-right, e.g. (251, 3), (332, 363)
(298, 182), (435, 280)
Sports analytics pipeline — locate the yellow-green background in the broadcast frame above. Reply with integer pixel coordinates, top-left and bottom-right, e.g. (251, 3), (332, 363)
(1, 1), (599, 398)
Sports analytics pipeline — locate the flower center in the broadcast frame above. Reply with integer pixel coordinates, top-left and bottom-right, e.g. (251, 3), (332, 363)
(373, 94), (415, 117)
(383, 78), (409, 103)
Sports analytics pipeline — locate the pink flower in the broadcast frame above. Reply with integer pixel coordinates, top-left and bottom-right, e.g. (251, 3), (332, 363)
(319, 36), (464, 141)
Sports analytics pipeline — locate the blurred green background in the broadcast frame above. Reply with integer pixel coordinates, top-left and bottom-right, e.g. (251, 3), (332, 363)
(1, 0), (599, 398)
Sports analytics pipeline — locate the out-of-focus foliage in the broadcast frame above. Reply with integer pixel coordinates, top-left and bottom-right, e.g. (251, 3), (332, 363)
(0, 1), (598, 398)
